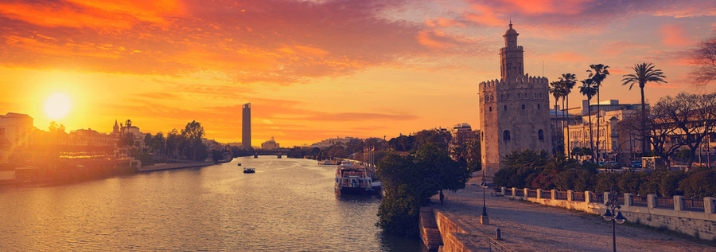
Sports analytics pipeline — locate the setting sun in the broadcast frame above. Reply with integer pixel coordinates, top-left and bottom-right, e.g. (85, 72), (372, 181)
(43, 93), (71, 120)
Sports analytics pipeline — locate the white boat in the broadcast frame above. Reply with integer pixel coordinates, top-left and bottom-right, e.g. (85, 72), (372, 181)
(334, 162), (373, 195)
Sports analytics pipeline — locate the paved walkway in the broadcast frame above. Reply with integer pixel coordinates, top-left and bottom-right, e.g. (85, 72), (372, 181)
(433, 181), (715, 251)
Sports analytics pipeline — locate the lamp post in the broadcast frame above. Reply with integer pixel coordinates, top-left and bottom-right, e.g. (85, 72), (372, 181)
(602, 187), (626, 252)
(480, 175), (489, 224)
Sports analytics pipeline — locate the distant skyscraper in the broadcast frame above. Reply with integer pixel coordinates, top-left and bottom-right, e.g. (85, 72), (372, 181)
(242, 103), (251, 148)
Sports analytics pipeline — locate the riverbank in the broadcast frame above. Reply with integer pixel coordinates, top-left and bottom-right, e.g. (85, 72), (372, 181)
(422, 178), (715, 251)
(137, 161), (214, 172)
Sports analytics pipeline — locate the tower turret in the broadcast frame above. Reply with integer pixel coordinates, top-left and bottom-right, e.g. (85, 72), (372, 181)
(500, 21), (524, 80)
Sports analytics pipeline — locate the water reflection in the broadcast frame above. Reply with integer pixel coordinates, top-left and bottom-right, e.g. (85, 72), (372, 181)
(0, 157), (425, 251)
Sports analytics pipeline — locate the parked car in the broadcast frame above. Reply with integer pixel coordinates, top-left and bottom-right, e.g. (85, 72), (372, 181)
(631, 161), (642, 168)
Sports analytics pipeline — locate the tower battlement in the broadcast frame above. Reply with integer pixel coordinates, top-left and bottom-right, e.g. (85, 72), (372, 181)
(479, 74), (548, 90)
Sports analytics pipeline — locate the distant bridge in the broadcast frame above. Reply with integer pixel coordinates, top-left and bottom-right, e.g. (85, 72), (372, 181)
(232, 149), (307, 158)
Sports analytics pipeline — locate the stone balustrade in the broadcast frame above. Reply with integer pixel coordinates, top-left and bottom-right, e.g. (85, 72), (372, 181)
(500, 187), (716, 240)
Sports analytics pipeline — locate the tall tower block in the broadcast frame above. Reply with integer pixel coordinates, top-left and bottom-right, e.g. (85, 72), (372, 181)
(478, 22), (553, 179)
(242, 103), (251, 149)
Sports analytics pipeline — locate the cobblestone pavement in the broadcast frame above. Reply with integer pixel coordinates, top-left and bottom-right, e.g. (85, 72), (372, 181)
(433, 182), (716, 252)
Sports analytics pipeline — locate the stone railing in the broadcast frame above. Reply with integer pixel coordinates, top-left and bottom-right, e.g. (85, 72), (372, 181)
(500, 187), (716, 241)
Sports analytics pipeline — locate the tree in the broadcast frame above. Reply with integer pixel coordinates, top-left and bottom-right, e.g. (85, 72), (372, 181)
(587, 64), (610, 162)
(559, 73), (578, 157)
(376, 142), (470, 237)
(165, 129), (182, 159)
(180, 120), (207, 161)
(652, 93), (716, 169)
(152, 132), (166, 156)
(679, 169), (716, 198)
(143, 133), (153, 152)
(579, 79), (598, 162)
(549, 80), (565, 154)
(622, 62), (668, 156)
(690, 36), (716, 87)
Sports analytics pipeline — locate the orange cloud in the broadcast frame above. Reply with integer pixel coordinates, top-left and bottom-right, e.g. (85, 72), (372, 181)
(501, 0), (589, 15)
(659, 24), (692, 47)
(0, 0), (184, 30)
(425, 18), (466, 28)
(597, 41), (650, 57)
(464, 5), (504, 27)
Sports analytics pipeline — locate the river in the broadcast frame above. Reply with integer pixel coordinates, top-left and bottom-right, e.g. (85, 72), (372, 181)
(0, 156), (425, 251)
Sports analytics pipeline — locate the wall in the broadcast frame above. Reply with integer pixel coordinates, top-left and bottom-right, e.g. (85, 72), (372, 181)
(502, 187), (716, 241)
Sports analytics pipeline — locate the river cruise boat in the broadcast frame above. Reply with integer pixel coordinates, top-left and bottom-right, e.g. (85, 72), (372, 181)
(334, 162), (378, 195)
(243, 168), (255, 173)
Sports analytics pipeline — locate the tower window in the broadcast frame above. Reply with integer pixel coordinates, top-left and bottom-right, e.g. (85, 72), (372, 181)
(538, 129), (544, 141)
(489, 107), (492, 112)
(537, 104), (541, 109)
(504, 105), (507, 111)
(522, 104), (525, 110)
(503, 130), (511, 141)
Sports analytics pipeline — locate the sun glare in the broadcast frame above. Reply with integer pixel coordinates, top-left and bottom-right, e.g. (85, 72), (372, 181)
(44, 93), (72, 120)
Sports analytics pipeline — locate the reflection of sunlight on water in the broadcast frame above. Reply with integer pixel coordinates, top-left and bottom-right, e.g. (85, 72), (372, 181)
(0, 157), (423, 251)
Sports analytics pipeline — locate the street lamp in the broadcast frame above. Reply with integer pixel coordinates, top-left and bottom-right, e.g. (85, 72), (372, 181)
(480, 176), (489, 224)
(602, 187), (626, 252)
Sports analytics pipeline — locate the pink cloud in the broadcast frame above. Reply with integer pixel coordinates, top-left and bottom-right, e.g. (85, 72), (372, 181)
(544, 51), (587, 63)
(659, 24), (693, 47)
(597, 41), (650, 57)
(460, 0), (716, 35)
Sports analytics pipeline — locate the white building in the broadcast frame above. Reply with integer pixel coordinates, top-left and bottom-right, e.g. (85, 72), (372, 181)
(565, 100), (643, 164)
(0, 112), (34, 163)
(261, 137), (280, 150)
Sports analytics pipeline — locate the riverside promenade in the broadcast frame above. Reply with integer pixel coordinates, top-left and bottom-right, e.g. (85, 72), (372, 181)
(429, 178), (715, 251)
(136, 161), (214, 172)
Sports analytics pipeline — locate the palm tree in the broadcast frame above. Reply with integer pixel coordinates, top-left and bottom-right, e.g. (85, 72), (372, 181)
(579, 79), (597, 162)
(622, 62), (667, 156)
(559, 73), (577, 157)
(550, 81), (565, 154)
(587, 64), (609, 162)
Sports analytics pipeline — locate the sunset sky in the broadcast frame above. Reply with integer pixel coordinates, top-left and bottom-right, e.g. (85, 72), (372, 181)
(1, 0), (715, 147)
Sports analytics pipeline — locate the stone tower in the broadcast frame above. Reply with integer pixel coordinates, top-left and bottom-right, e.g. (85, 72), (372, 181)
(242, 103), (251, 149)
(478, 22), (553, 179)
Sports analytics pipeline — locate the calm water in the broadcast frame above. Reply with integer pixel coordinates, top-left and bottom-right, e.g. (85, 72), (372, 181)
(0, 157), (425, 251)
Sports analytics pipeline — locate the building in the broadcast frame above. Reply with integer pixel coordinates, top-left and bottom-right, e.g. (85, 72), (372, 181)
(562, 100), (646, 164)
(450, 123), (478, 145)
(242, 103), (251, 149)
(0, 113), (34, 162)
(67, 128), (117, 149)
(478, 22), (553, 178)
(261, 137), (280, 150)
(0, 113), (34, 150)
(310, 136), (360, 149)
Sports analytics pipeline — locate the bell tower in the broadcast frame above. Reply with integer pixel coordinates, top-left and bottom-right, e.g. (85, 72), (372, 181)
(500, 21), (524, 80)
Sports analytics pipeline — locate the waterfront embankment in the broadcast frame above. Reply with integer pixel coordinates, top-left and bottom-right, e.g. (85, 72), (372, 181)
(137, 161), (214, 172)
(421, 178), (715, 251)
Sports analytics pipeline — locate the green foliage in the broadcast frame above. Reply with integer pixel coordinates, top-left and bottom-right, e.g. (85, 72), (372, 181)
(376, 188), (421, 237)
(675, 149), (691, 160)
(497, 148), (714, 198)
(679, 168), (716, 198)
(376, 143), (470, 237)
